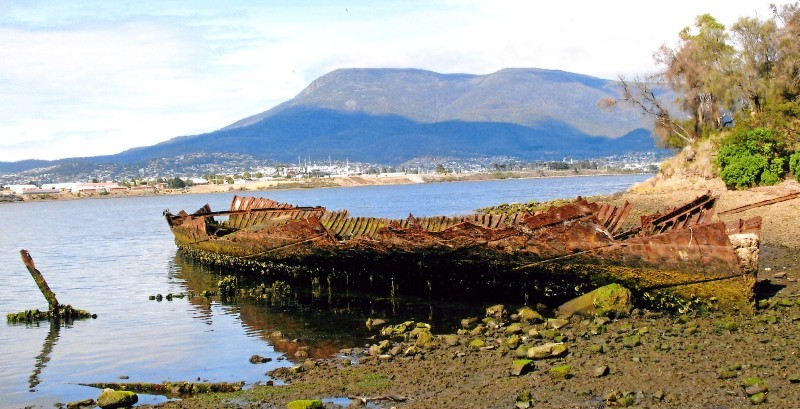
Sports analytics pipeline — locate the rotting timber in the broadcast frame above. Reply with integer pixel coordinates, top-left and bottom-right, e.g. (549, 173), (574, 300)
(164, 194), (762, 312)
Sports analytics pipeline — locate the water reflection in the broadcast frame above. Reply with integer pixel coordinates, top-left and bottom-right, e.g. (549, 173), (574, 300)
(170, 251), (482, 360)
(28, 322), (59, 391)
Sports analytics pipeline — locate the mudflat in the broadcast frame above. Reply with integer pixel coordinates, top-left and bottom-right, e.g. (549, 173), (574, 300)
(141, 179), (800, 409)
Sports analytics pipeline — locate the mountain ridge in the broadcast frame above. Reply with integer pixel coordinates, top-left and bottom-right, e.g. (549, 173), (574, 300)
(1, 67), (668, 178)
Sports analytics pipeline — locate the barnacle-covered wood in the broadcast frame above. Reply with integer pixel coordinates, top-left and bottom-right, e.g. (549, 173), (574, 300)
(165, 194), (761, 312)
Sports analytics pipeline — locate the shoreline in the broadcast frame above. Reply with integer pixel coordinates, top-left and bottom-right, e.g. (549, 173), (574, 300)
(139, 177), (800, 409)
(4, 170), (650, 203)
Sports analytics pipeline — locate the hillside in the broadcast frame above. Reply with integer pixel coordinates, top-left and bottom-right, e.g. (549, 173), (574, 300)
(1, 67), (669, 179)
(225, 68), (651, 137)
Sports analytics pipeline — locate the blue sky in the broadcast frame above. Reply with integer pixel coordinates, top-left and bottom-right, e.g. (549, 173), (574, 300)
(0, 0), (787, 162)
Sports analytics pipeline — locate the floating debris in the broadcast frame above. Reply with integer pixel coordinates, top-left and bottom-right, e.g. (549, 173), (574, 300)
(7, 250), (95, 323)
(80, 381), (245, 398)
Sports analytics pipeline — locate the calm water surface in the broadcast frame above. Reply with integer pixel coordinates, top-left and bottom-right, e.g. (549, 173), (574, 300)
(0, 174), (649, 407)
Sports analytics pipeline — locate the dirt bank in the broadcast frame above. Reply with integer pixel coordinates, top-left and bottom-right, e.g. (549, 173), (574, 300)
(138, 177), (800, 409)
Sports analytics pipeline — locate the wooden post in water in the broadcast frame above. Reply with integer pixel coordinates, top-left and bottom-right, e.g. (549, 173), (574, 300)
(20, 250), (59, 311)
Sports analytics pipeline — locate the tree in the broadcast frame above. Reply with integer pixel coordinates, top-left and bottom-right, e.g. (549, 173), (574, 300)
(656, 14), (735, 139)
(600, 74), (694, 148)
(603, 6), (800, 147)
(730, 15), (778, 116)
(167, 177), (186, 188)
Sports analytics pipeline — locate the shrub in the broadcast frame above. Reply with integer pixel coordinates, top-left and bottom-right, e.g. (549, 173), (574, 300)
(790, 151), (800, 182)
(716, 128), (788, 189)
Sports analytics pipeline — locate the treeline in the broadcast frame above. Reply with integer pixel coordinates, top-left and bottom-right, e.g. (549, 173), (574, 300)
(605, 2), (800, 189)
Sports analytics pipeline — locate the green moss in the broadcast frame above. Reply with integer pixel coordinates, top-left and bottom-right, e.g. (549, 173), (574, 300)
(469, 339), (486, 349)
(287, 399), (323, 409)
(354, 373), (392, 392)
(548, 364), (572, 379)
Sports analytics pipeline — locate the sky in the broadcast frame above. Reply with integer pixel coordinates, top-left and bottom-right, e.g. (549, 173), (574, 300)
(0, 0), (790, 162)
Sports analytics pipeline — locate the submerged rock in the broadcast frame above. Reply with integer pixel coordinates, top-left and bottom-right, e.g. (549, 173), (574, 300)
(66, 398), (95, 409)
(556, 284), (633, 318)
(249, 354), (272, 364)
(97, 388), (138, 409)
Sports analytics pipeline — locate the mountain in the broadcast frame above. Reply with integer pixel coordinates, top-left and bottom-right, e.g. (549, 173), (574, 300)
(2, 67), (667, 178)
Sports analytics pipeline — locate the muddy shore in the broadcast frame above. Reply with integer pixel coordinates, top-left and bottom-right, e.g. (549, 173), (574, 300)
(129, 178), (800, 409)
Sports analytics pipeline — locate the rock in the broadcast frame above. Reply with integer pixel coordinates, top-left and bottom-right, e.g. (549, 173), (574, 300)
(745, 382), (768, 396)
(97, 389), (138, 409)
(749, 392), (767, 405)
(505, 323), (523, 334)
(287, 399), (323, 409)
(369, 340), (391, 356)
(510, 359), (535, 376)
(249, 354), (272, 364)
(469, 339), (486, 349)
(460, 317), (478, 328)
(517, 307), (544, 323)
(589, 343), (606, 354)
(715, 321), (739, 331)
(730, 233), (759, 273)
(485, 304), (507, 320)
(515, 391), (533, 408)
(414, 329), (436, 349)
(593, 365), (609, 377)
(66, 398), (95, 409)
(622, 334), (641, 348)
(504, 335), (521, 349)
(526, 342), (568, 359)
(548, 364), (572, 379)
(789, 375), (800, 383)
(365, 318), (386, 330)
(742, 377), (768, 395)
(556, 283), (633, 318)
(380, 321), (414, 337)
(442, 335), (460, 347)
(404, 345), (420, 356)
(547, 318), (569, 329)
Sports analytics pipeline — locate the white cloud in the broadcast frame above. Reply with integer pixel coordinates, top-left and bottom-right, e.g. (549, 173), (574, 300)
(0, 0), (789, 161)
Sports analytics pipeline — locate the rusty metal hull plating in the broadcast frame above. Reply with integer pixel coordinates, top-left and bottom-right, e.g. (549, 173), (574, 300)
(165, 194), (761, 311)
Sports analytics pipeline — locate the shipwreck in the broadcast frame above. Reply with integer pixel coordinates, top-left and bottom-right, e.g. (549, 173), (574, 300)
(164, 194), (762, 312)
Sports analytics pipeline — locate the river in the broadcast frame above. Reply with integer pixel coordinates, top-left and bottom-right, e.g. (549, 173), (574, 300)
(0, 174), (649, 407)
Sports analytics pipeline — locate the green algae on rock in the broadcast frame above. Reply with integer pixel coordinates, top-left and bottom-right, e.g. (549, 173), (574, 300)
(96, 389), (138, 409)
(286, 399), (323, 409)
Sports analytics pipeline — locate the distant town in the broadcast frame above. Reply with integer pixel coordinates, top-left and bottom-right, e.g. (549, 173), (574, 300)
(1, 152), (665, 200)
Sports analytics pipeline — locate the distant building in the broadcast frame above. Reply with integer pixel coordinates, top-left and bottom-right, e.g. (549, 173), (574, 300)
(189, 177), (210, 185)
(70, 182), (126, 194)
(6, 184), (38, 194)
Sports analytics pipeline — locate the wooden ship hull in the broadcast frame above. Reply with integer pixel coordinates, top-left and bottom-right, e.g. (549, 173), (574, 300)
(164, 194), (761, 312)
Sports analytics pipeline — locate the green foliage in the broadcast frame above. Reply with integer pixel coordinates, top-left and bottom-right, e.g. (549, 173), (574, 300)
(715, 128), (789, 189)
(167, 176), (186, 188)
(790, 151), (800, 182)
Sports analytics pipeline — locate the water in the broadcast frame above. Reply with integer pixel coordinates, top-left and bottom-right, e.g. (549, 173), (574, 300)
(0, 174), (649, 407)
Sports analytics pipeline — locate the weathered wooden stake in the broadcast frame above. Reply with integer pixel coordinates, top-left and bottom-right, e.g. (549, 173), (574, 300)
(20, 249), (60, 311)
